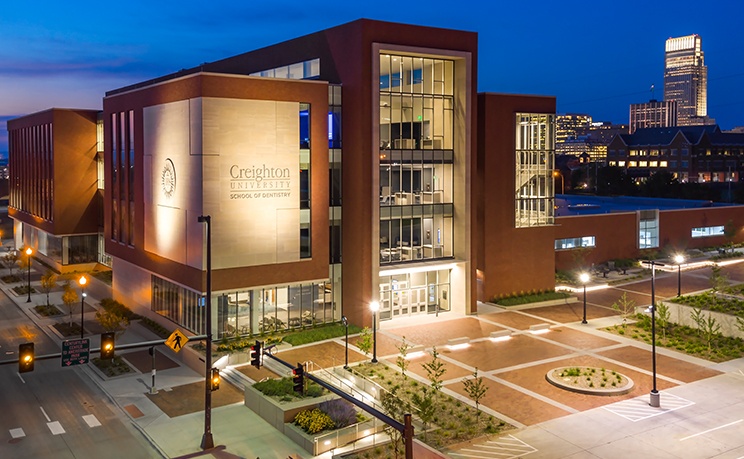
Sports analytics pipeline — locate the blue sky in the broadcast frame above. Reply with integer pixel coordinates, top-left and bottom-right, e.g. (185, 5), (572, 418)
(2, 0), (743, 152)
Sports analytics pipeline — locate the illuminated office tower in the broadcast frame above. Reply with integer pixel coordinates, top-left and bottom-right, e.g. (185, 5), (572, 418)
(664, 34), (709, 126)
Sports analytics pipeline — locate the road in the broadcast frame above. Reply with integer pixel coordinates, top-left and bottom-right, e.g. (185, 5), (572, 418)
(0, 291), (160, 459)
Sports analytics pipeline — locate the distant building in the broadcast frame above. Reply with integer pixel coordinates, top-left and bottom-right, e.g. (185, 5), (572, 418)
(556, 114), (592, 143)
(607, 125), (744, 183)
(630, 99), (677, 133)
(664, 34), (714, 126)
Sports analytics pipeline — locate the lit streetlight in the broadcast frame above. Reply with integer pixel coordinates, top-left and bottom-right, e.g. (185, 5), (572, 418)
(370, 301), (380, 363)
(579, 272), (590, 324)
(25, 247), (33, 303)
(674, 254), (685, 297)
(553, 170), (565, 194)
(79, 276), (87, 339)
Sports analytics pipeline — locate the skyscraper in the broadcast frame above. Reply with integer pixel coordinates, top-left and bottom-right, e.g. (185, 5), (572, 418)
(664, 34), (710, 126)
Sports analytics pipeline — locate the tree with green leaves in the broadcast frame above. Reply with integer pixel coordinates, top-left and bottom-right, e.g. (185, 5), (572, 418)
(701, 314), (721, 352)
(690, 307), (705, 336)
(39, 270), (57, 307)
(410, 388), (435, 441)
(611, 292), (636, 328)
(395, 336), (412, 377)
(709, 263), (729, 292)
(357, 326), (373, 359)
(656, 302), (671, 340)
(462, 368), (488, 417)
(380, 386), (409, 459)
(2, 250), (18, 277)
(422, 347), (447, 392)
(96, 308), (129, 335)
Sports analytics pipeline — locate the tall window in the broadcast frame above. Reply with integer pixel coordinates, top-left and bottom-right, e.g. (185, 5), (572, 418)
(639, 210), (659, 248)
(379, 53), (455, 265)
(515, 113), (555, 227)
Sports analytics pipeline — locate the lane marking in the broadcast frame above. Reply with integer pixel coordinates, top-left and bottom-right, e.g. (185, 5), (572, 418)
(47, 421), (65, 435)
(680, 419), (743, 441)
(9, 428), (25, 439)
(17, 373), (26, 384)
(40, 406), (51, 422)
(82, 414), (101, 428)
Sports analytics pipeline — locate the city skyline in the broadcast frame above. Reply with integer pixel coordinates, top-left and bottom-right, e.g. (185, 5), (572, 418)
(2, 0), (744, 153)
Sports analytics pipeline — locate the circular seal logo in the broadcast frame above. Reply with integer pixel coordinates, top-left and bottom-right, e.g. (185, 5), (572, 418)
(161, 158), (176, 198)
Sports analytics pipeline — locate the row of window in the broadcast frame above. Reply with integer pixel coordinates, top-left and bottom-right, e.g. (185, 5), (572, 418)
(249, 58), (320, 80)
(8, 123), (54, 221)
(555, 224), (727, 251)
(110, 111), (135, 246)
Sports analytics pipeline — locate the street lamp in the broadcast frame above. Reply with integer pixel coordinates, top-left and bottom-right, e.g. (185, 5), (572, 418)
(25, 247), (33, 303)
(674, 254), (685, 297)
(342, 315), (349, 369)
(370, 301), (379, 363)
(79, 276), (87, 339)
(197, 215), (214, 450)
(579, 272), (590, 324)
(645, 260), (665, 408)
(553, 170), (565, 194)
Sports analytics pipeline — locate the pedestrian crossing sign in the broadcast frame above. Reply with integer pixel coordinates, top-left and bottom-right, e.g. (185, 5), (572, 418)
(165, 329), (189, 352)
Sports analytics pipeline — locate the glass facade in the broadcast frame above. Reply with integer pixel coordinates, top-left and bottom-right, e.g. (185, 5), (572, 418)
(555, 236), (595, 250)
(639, 210), (659, 248)
(379, 268), (450, 320)
(692, 225), (724, 238)
(379, 53), (455, 265)
(152, 276), (205, 334)
(515, 113), (555, 228)
(110, 110), (135, 246)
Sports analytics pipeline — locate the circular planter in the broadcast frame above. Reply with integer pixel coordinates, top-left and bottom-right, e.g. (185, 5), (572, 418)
(546, 366), (634, 396)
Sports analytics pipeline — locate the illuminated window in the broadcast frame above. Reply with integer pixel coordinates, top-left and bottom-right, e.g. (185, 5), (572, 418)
(555, 236), (595, 250)
(618, 161), (626, 167)
(692, 226), (724, 238)
(629, 161), (637, 167)
(650, 161), (658, 167)
(660, 161), (668, 167)
(608, 161), (616, 166)
(639, 210), (659, 249)
(639, 161), (648, 167)
(515, 113), (555, 228)
(629, 150), (638, 156)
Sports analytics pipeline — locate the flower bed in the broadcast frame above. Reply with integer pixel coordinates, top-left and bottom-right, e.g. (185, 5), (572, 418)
(546, 366), (633, 395)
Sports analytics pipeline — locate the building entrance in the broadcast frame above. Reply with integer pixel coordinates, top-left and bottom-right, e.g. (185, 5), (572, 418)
(379, 268), (450, 320)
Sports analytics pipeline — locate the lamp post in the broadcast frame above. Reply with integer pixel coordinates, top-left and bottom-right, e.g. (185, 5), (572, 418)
(25, 247), (33, 303)
(674, 254), (685, 297)
(579, 272), (590, 324)
(197, 215), (214, 450)
(79, 276), (87, 339)
(553, 170), (565, 194)
(370, 301), (379, 363)
(342, 315), (349, 369)
(646, 260), (665, 408)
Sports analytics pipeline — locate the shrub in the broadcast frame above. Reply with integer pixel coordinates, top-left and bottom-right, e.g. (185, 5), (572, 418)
(294, 408), (335, 434)
(100, 297), (136, 321)
(319, 399), (357, 428)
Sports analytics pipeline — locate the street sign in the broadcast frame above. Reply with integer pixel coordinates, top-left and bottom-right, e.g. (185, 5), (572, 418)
(165, 329), (189, 353)
(62, 338), (90, 366)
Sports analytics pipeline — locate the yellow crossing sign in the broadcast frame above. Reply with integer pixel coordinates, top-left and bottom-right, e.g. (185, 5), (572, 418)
(165, 329), (189, 352)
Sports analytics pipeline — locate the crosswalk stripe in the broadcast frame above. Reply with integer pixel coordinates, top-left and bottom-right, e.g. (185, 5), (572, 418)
(603, 393), (694, 421)
(47, 421), (65, 435)
(82, 414), (101, 427)
(9, 428), (25, 439)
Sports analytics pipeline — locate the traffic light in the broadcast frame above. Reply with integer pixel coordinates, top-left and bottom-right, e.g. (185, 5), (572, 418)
(250, 340), (262, 369)
(292, 363), (304, 395)
(210, 368), (220, 391)
(19, 343), (34, 373)
(100, 332), (115, 360)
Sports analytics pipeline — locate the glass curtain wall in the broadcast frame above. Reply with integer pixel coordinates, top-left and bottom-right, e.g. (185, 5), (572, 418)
(515, 113), (555, 228)
(379, 54), (455, 265)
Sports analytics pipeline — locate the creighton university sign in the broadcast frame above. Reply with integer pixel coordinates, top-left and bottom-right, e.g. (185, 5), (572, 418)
(229, 164), (293, 199)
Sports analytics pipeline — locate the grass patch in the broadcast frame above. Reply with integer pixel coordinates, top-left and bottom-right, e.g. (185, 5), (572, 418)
(670, 291), (744, 317)
(494, 291), (570, 307)
(12, 285), (36, 295)
(137, 317), (171, 339)
(253, 376), (324, 402)
(1, 274), (22, 283)
(283, 323), (363, 346)
(605, 313), (744, 363)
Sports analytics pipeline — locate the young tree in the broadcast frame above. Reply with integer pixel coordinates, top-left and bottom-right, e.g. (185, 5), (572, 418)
(62, 282), (79, 327)
(690, 307), (705, 336)
(611, 292), (636, 328)
(380, 386), (409, 459)
(709, 263), (729, 292)
(410, 388), (435, 441)
(724, 219), (739, 253)
(96, 309), (129, 335)
(39, 270), (57, 307)
(701, 314), (721, 352)
(357, 326), (373, 359)
(2, 250), (18, 277)
(395, 336), (412, 377)
(422, 347), (447, 392)
(462, 368), (489, 418)
(656, 302), (671, 340)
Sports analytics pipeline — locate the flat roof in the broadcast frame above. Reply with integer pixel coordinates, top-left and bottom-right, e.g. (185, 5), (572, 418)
(555, 194), (738, 217)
